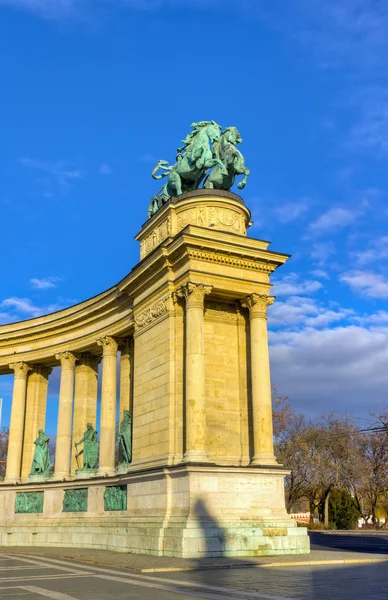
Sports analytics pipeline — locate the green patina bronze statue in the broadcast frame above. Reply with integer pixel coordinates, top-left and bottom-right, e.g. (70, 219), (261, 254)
(204, 126), (250, 192)
(118, 410), (132, 465)
(148, 121), (249, 218)
(30, 429), (50, 476)
(75, 423), (99, 470)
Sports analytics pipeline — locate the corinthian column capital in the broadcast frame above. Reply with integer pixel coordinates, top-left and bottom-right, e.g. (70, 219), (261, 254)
(176, 282), (212, 310)
(240, 294), (275, 319)
(9, 362), (31, 380)
(55, 351), (77, 370)
(97, 335), (118, 356)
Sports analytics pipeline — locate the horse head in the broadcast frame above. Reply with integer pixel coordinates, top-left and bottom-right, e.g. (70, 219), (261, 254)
(223, 127), (242, 146)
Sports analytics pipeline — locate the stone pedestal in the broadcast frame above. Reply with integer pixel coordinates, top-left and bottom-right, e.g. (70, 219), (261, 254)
(0, 466), (309, 557)
(75, 468), (97, 480)
(28, 473), (51, 483)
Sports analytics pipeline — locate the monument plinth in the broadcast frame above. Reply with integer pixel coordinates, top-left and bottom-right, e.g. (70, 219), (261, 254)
(0, 121), (309, 557)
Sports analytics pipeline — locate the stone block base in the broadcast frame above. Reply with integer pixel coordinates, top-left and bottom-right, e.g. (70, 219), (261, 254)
(0, 465), (309, 558)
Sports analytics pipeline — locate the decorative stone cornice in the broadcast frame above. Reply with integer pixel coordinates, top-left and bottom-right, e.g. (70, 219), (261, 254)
(176, 282), (212, 310)
(9, 362), (31, 380)
(97, 336), (118, 356)
(134, 296), (169, 330)
(186, 249), (276, 274)
(55, 352), (77, 370)
(240, 294), (275, 320)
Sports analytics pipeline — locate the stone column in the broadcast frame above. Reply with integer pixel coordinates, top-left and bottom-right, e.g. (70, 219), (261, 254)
(71, 353), (100, 472)
(4, 362), (30, 483)
(241, 293), (277, 466)
(53, 352), (76, 480)
(177, 282), (212, 463)
(119, 339), (132, 422)
(21, 365), (52, 480)
(97, 336), (118, 477)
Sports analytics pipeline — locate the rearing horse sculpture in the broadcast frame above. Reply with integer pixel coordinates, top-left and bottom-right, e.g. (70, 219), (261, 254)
(149, 121), (226, 217)
(204, 127), (250, 191)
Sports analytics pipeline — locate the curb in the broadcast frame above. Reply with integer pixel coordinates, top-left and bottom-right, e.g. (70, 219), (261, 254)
(6, 550), (388, 573)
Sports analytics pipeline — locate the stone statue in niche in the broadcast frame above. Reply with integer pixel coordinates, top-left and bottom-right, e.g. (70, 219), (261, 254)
(30, 429), (51, 476)
(118, 410), (132, 465)
(75, 423), (99, 470)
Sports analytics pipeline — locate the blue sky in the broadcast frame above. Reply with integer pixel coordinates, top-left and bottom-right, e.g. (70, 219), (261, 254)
(1, 0), (388, 431)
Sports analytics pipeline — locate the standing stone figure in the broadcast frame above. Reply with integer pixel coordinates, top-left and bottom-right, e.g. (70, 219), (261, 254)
(75, 423), (99, 470)
(30, 429), (50, 475)
(118, 410), (132, 464)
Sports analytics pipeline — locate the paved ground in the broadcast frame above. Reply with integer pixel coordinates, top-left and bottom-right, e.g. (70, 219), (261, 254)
(0, 533), (387, 599)
(0, 552), (387, 600)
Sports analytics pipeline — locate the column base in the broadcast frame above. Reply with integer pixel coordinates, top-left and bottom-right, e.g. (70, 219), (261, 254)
(3, 477), (21, 485)
(52, 471), (72, 482)
(96, 467), (116, 478)
(183, 450), (211, 464)
(250, 454), (279, 467)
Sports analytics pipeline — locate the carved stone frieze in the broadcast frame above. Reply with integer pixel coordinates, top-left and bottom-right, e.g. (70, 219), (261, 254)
(176, 205), (245, 234)
(134, 296), (169, 330)
(186, 249), (275, 273)
(204, 301), (237, 324)
(140, 216), (172, 259)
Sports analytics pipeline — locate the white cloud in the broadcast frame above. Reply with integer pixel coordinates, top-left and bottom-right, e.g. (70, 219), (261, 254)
(138, 153), (157, 164)
(273, 199), (311, 223)
(268, 295), (353, 328)
(20, 158), (84, 188)
(269, 324), (388, 415)
(307, 207), (358, 236)
(354, 236), (388, 265)
(0, 0), (221, 19)
(310, 241), (336, 266)
(100, 164), (112, 175)
(348, 87), (388, 157)
(311, 269), (330, 280)
(341, 270), (388, 298)
(355, 311), (388, 325)
(0, 0), (83, 18)
(0, 297), (69, 322)
(30, 276), (61, 290)
(272, 273), (323, 296)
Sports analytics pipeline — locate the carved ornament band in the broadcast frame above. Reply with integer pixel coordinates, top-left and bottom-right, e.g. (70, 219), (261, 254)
(134, 296), (169, 330)
(240, 294), (275, 319)
(176, 282), (212, 310)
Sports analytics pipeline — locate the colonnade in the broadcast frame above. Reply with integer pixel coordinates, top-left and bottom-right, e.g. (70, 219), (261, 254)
(176, 284), (276, 466)
(4, 336), (132, 484)
(3, 285), (276, 484)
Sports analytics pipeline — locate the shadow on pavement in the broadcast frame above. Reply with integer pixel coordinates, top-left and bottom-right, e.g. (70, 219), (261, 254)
(309, 531), (388, 554)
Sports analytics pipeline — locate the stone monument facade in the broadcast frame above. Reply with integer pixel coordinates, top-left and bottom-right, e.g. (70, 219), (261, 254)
(0, 123), (309, 557)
